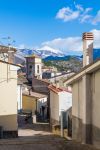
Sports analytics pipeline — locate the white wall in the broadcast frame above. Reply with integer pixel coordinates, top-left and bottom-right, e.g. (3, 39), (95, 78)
(59, 91), (72, 116)
(0, 62), (18, 130)
(50, 90), (72, 124)
(17, 85), (22, 112)
(0, 63), (17, 115)
(50, 91), (59, 122)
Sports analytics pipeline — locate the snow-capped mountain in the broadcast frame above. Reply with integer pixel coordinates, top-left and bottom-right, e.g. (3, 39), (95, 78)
(14, 46), (65, 64)
(14, 51), (26, 64)
(37, 46), (64, 58)
(16, 46), (64, 58)
(14, 47), (100, 65)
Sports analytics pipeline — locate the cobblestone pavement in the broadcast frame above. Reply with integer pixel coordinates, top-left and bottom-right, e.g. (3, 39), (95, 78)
(0, 135), (99, 150)
(18, 114), (51, 136)
(0, 115), (98, 150)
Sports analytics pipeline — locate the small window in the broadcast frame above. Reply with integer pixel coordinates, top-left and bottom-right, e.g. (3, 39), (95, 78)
(37, 65), (39, 73)
(30, 65), (32, 69)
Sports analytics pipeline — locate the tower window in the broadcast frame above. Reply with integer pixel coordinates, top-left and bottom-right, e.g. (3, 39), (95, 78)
(30, 65), (32, 69)
(37, 65), (39, 73)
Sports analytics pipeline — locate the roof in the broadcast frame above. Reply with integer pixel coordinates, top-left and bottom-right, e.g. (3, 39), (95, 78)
(0, 60), (21, 67)
(49, 71), (74, 79)
(34, 78), (50, 85)
(42, 66), (54, 69)
(64, 59), (100, 85)
(17, 64), (24, 67)
(25, 54), (41, 59)
(22, 90), (47, 99)
(0, 45), (16, 52)
(41, 79), (50, 84)
(48, 85), (72, 94)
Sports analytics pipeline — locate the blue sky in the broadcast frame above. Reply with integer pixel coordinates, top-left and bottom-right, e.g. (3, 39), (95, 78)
(0, 0), (100, 53)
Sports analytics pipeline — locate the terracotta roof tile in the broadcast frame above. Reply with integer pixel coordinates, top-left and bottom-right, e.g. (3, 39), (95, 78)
(48, 85), (72, 94)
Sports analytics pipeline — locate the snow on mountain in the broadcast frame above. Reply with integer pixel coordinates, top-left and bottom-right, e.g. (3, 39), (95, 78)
(38, 46), (63, 54)
(14, 47), (100, 65)
(37, 46), (64, 58)
(14, 54), (25, 64)
(15, 46), (65, 63)
(14, 50), (26, 64)
(17, 48), (40, 56)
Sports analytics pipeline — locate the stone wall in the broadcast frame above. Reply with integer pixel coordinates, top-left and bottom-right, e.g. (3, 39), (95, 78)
(32, 78), (50, 94)
(32, 78), (50, 119)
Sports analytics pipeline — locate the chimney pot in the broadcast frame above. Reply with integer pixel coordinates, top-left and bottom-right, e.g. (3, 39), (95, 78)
(83, 32), (94, 67)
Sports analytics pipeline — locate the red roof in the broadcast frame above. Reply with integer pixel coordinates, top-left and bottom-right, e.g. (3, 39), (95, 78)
(48, 85), (72, 94)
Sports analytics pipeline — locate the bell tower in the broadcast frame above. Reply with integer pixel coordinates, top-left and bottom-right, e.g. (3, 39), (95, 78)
(25, 55), (42, 82)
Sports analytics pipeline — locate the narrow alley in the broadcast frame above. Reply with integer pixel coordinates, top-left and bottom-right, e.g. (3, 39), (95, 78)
(0, 114), (99, 150)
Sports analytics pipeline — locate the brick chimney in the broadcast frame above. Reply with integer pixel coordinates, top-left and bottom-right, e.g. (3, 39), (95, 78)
(8, 51), (15, 63)
(82, 32), (94, 67)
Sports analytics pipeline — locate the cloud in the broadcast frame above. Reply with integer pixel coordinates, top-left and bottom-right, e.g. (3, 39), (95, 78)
(56, 4), (100, 25)
(80, 7), (93, 23)
(18, 44), (26, 49)
(92, 10), (100, 25)
(56, 7), (80, 22)
(91, 29), (100, 48)
(42, 37), (82, 53)
(75, 4), (84, 11)
(41, 29), (100, 53)
(80, 14), (92, 23)
(18, 44), (38, 50)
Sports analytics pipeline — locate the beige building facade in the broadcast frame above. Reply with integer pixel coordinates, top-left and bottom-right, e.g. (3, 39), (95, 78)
(64, 59), (100, 148)
(0, 60), (20, 138)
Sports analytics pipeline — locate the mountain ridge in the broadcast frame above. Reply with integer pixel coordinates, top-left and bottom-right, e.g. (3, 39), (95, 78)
(15, 47), (100, 64)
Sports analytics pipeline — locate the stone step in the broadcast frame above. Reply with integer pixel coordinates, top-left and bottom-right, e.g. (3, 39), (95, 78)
(0, 136), (69, 145)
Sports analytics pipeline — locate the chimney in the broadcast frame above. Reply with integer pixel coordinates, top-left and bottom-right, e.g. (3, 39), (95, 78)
(8, 51), (15, 63)
(82, 32), (94, 67)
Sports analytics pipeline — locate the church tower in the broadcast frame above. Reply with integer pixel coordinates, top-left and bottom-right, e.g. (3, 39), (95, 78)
(25, 55), (42, 82)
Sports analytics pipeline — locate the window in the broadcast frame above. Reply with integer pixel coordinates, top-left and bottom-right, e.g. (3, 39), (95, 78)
(30, 65), (32, 69)
(37, 65), (39, 73)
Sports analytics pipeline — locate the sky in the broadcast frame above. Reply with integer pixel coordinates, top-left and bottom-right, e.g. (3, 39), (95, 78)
(0, 0), (100, 54)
